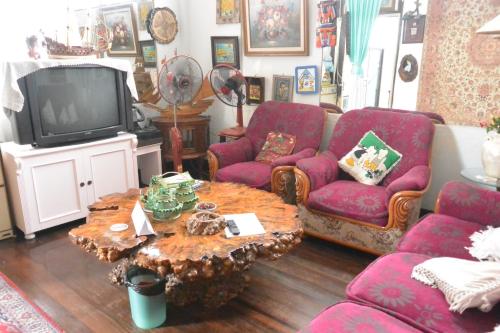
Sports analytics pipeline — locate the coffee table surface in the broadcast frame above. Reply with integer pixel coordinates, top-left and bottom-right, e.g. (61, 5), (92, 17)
(69, 182), (302, 307)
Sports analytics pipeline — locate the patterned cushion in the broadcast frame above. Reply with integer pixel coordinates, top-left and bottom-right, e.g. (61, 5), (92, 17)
(307, 180), (388, 226)
(246, 101), (325, 155)
(339, 131), (402, 186)
(255, 131), (296, 164)
(346, 252), (500, 333)
(215, 161), (272, 190)
(302, 301), (421, 333)
(328, 109), (434, 186)
(396, 214), (483, 259)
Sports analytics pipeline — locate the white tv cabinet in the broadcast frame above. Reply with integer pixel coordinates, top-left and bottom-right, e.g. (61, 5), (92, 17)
(0, 133), (139, 239)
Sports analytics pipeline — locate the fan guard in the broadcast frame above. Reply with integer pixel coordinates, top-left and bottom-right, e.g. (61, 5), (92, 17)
(158, 55), (203, 106)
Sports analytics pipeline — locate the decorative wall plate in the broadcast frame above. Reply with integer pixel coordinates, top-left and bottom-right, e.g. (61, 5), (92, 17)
(146, 7), (178, 44)
(398, 54), (419, 82)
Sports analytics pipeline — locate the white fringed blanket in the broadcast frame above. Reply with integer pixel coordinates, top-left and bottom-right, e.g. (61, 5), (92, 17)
(468, 226), (500, 262)
(412, 257), (500, 313)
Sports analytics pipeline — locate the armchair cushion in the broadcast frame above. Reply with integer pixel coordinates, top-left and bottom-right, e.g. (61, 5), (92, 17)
(255, 131), (296, 164)
(215, 161), (272, 190)
(437, 181), (500, 227)
(209, 137), (253, 169)
(296, 151), (339, 191)
(339, 131), (402, 186)
(271, 148), (316, 168)
(385, 165), (430, 204)
(307, 180), (388, 226)
(396, 213), (483, 259)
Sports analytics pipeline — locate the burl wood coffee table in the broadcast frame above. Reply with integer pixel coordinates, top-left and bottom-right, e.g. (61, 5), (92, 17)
(69, 182), (302, 308)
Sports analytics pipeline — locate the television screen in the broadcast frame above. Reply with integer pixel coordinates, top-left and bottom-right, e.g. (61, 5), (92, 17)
(35, 67), (120, 136)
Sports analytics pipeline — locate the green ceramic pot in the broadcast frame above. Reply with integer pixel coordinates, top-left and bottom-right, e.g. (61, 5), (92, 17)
(153, 188), (182, 221)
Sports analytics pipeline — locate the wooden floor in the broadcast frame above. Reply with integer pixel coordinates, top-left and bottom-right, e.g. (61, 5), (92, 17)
(0, 222), (375, 333)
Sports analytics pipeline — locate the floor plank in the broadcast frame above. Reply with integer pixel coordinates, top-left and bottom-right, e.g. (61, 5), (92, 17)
(0, 222), (375, 332)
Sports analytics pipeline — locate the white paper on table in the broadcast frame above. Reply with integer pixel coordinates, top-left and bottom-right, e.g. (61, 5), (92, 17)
(131, 201), (155, 236)
(224, 213), (266, 238)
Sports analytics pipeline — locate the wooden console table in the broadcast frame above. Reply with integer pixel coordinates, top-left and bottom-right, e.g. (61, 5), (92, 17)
(152, 116), (210, 163)
(218, 126), (246, 143)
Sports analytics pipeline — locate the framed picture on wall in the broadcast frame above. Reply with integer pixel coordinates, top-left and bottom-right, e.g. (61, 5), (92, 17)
(136, 0), (154, 40)
(379, 0), (398, 14)
(211, 36), (240, 69)
(216, 0), (240, 24)
(402, 16), (426, 44)
(272, 75), (294, 102)
(102, 4), (140, 56)
(140, 40), (157, 67)
(295, 66), (318, 94)
(242, 0), (308, 56)
(245, 76), (265, 105)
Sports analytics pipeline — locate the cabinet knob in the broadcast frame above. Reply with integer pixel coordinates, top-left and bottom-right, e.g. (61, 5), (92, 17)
(87, 180), (93, 186)
(80, 182), (85, 187)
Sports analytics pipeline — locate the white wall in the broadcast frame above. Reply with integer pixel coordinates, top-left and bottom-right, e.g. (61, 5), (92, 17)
(177, 0), (321, 143)
(392, 0), (428, 110)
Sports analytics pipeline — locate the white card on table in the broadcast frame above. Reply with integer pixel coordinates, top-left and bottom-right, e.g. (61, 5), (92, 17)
(131, 201), (155, 236)
(224, 213), (265, 238)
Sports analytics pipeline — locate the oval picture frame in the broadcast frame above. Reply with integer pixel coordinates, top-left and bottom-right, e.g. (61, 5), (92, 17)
(398, 54), (419, 82)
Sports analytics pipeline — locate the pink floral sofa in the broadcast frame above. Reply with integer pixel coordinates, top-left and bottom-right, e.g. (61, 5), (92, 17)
(208, 101), (326, 201)
(295, 108), (435, 254)
(303, 181), (500, 332)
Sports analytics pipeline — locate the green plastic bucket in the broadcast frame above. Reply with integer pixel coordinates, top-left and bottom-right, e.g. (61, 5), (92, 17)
(125, 266), (166, 329)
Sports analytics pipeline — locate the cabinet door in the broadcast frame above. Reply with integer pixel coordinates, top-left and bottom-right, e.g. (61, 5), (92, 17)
(83, 140), (137, 204)
(22, 151), (88, 231)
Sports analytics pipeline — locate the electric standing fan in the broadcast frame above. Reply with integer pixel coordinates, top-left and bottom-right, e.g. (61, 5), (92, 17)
(209, 64), (247, 129)
(158, 55), (203, 172)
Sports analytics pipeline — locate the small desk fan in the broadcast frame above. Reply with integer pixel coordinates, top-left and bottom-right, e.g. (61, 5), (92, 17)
(209, 64), (247, 129)
(158, 55), (203, 172)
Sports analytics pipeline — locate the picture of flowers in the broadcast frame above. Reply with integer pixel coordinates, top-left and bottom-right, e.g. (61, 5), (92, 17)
(242, 0), (308, 56)
(102, 4), (139, 56)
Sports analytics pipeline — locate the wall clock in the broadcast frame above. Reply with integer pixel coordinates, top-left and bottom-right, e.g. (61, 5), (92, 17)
(146, 7), (178, 44)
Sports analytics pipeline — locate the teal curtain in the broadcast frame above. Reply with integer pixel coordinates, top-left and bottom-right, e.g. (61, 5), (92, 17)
(348, 0), (382, 76)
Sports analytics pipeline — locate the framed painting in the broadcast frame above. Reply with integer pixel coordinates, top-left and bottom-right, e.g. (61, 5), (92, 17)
(242, 0), (308, 56)
(140, 40), (157, 67)
(295, 66), (318, 94)
(272, 75), (294, 102)
(217, 0), (240, 24)
(380, 0), (398, 14)
(402, 16), (426, 44)
(102, 4), (139, 56)
(245, 76), (265, 105)
(211, 36), (240, 69)
(136, 0), (154, 40)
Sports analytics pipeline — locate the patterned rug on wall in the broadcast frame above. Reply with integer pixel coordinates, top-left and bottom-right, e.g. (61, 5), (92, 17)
(0, 272), (63, 333)
(418, 0), (500, 126)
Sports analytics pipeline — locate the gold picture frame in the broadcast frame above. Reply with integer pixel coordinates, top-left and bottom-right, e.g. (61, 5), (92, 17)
(216, 0), (240, 24)
(272, 75), (294, 102)
(102, 4), (140, 56)
(242, 0), (308, 56)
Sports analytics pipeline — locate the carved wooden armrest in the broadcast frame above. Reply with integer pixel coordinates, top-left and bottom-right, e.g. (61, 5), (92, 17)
(386, 190), (426, 231)
(271, 166), (296, 203)
(294, 168), (311, 205)
(207, 150), (219, 181)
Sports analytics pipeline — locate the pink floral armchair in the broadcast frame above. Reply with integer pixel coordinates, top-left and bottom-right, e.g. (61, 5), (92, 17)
(208, 101), (326, 201)
(294, 108), (435, 255)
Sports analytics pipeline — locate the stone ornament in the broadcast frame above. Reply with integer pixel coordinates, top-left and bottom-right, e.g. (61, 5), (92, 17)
(186, 212), (226, 236)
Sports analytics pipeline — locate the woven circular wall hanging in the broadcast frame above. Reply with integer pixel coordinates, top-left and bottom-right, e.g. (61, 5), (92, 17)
(146, 7), (178, 44)
(398, 54), (419, 82)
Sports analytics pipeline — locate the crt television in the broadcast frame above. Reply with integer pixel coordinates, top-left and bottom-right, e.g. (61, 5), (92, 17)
(5, 64), (134, 147)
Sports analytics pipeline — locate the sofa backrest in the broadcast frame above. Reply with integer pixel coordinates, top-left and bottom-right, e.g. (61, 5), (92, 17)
(362, 107), (446, 124)
(328, 108), (435, 186)
(246, 101), (326, 156)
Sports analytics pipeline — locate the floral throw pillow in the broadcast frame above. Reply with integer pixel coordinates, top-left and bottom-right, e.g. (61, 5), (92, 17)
(255, 131), (296, 164)
(338, 131), (402, 185)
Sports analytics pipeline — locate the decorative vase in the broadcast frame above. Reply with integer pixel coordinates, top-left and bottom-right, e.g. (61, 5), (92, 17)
(481, 131), (500, 179)
(153, 188), (182, 221)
